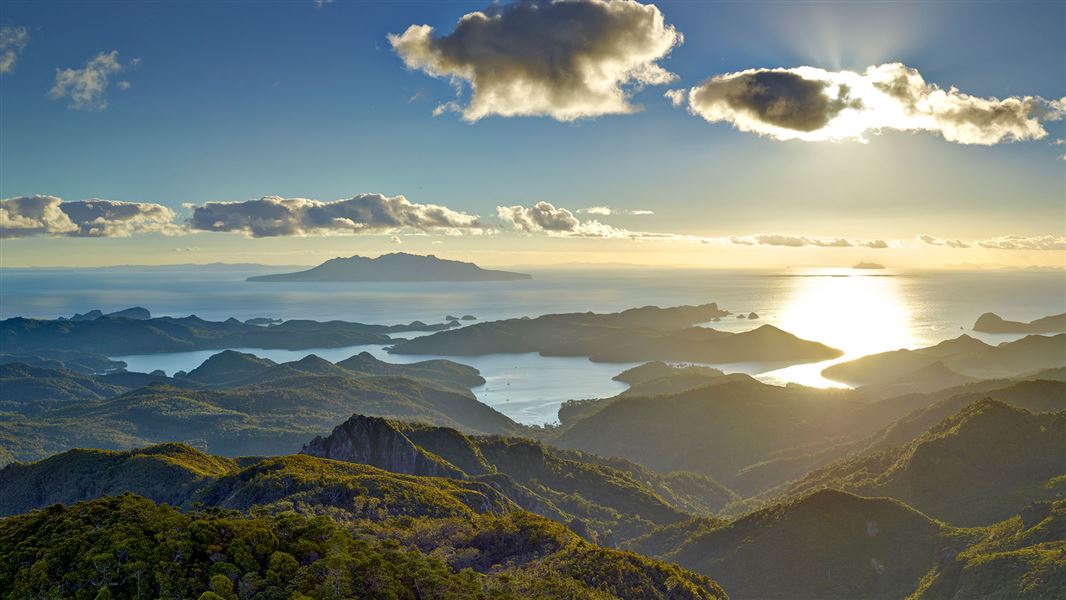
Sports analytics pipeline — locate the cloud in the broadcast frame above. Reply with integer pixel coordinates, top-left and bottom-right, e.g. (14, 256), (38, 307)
(1052, 138), (1065, 145)
(977, 235), (1066, 251)
(1, 195), (178, 238)
(389, 235), (403, 244)
(577, 206), (654, 216)
(497, 201), (582, 232)
(432, 101), (462, 117)
(497, 201), (718, 242)
(0, 26), (28, 75)
(729, 234), (868, 248)
(497, 201), (681, 239)
(497, 204), (898, 247)
(49, 51), (136, 110)
(671, 63), (1065, 145)
(389, 0), (682, 122)
(918, 234), (971, 249)
(186, 194), (481, 237)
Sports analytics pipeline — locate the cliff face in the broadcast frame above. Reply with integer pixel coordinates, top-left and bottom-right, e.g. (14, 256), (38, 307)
(301, 414), (465, 478)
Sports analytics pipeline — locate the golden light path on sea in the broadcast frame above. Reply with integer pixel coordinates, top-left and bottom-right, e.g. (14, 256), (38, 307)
(758, 268), (917, 388)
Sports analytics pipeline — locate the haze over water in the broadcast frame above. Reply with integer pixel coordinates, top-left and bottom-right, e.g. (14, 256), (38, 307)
(4, 265), (1063, 424)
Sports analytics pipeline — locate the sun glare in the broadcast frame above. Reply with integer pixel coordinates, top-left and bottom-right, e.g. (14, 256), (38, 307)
(761, 269), (916, 387)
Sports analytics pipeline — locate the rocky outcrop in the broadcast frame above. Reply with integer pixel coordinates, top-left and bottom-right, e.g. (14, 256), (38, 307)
(301, 414), (465, 478)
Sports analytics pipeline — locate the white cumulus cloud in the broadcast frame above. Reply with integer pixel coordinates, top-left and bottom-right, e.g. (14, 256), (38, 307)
(186, 194), (482, 238)
(390, 0), (682, 122)
(670, 63), (1065, 145)
(1, 195), (179, 238)
(497, 201), (704, 241)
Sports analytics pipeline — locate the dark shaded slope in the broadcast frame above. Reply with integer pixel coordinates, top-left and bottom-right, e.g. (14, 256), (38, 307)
(777, 400), (1066, 526)
(629, 489), (975, 600)
(555, 378), (862, 486)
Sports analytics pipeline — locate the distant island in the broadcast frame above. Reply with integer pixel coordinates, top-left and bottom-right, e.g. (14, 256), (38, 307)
(0, 312), (459, 357)
(973, 311), (1066, 334)
(390, 303), (842, 365)
(59, 307), (151, 321)
(852, 261), (885, 270)
(247, 253), (532, 283)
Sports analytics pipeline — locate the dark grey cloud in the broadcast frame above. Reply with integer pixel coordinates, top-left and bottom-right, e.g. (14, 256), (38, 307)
(390, 0), (682, 121)
(670, 63), (1065, 145)
(689, 71), (860, 133)
(186, 194), (481, 237)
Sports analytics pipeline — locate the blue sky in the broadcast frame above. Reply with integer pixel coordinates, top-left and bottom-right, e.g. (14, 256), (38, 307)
(1, 0), (1064, 267)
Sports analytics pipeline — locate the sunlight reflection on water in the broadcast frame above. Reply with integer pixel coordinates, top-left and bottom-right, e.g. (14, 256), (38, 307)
(755, 269), (916, 388)
(41, 265), (1060, 424)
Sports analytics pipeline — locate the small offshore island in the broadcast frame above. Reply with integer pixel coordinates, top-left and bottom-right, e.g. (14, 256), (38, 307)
(247, 252), (532, 283)
(1, 300), (1065, 600)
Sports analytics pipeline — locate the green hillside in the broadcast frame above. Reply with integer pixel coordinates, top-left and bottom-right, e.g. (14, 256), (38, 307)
(909, 499), (1066, 599)
(0, 494), (726, 600)
(0, 373), (520, 462)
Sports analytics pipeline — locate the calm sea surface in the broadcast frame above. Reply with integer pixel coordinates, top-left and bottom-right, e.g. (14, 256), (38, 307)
(2, 265), (1064, 424)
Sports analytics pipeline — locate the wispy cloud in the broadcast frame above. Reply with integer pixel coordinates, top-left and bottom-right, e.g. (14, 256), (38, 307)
(977, 235), (1066, 251)
(577, 206), (654, 216)
(49, 51), (137, 110)
(669, 63), (1065, 145)
(1, 195), (179, 238)
(729, 234), (889, 248)
(0, 26), (28, 75)
(918, 234), (971, 249)
(186, 194), (482, 238)
(390, 0), (682, 122)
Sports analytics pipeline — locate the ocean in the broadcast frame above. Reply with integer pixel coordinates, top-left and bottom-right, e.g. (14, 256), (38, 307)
(2, 265), (1064, 424)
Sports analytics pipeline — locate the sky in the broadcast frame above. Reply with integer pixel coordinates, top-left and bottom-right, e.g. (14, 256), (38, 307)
(0, 0), (1064, 269)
